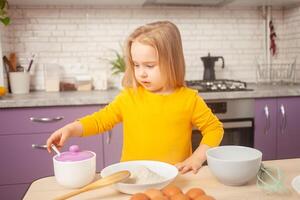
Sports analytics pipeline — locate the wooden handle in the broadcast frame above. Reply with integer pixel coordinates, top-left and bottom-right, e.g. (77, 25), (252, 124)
(9, 53), (17, 72)
(3, 56), (15, 72)
(55, 187), (89, 200)
(54, 170), (130, 200)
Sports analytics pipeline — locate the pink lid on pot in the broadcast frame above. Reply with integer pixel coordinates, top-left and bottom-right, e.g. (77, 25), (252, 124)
(55, 145), (94, 162)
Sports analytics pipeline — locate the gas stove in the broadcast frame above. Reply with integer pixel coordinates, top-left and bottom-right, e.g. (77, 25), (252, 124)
(186, 79), (253, 92)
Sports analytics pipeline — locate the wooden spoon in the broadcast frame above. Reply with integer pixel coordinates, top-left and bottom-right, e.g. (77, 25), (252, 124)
(9, 53), (17, 72)
(54, 170), (130, 200)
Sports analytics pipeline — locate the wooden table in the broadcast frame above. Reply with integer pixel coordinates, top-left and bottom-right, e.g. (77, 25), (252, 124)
(23, 159), (300, 200)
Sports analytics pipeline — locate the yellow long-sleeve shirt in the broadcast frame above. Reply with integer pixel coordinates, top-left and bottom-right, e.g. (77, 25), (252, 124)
(79, 86), (223, 164)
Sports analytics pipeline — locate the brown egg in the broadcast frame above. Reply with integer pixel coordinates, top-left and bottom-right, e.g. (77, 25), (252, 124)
(152, 196), (169, 200)
(130, 193), (150, 200)
(170, 193), (191, 200)
(144, 188), (165, 199)
(194, 195), (216, 200)
(185, 188), (205, 199)
(162, 185), (182, 197)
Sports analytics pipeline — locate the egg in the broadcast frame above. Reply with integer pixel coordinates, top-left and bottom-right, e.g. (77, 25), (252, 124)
(130, 193), (150, 200)
(162, 185), (182, 197)
(194, 195), (216, 200)
(152, 196), (169, 200)
(144, 188), (165, 199)
(170, 193), (191, 200)
(185, 188), (205, 199)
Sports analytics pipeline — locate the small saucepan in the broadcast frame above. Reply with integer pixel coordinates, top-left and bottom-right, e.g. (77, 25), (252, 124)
(53, 145), (96, 188)
(32, 144), (96, 188)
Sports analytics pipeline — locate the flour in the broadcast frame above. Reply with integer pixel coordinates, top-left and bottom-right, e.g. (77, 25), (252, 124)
(123, 165), (165, 184)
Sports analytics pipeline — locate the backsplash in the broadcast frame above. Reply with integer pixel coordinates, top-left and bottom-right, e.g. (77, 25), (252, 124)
(1, 5), (299, 90)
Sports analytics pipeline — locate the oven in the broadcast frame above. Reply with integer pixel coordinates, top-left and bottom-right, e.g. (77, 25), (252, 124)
(192, 99), (254, 152)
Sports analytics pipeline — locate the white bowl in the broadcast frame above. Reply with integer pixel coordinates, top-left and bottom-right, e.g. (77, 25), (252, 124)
(100, 160), (178, 194)
(291, 175), (300, 194)
(206, 145), (262, 186)
(53, 151), (96, 188)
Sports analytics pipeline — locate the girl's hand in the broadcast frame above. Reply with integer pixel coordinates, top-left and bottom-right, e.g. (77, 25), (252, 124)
(175, 154), (205, 174)
(175, 144), (210, 174)
(46, 121), (83, 153)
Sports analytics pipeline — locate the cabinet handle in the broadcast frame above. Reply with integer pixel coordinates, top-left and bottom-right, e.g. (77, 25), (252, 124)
(264, 105), (270, 135)
(280, 104), (287, 134)
(30, 116), (64, 123)
(106, 131), (112, 144)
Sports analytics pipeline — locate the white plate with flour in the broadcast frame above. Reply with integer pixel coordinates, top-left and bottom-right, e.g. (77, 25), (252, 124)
(101, 160), (178, 194)
(292, 175), (300, 194)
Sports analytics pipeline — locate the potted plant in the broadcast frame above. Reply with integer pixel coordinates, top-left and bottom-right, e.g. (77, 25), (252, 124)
(110, 50), (125, 75)
(0, 0), (10, 26)
(109, 49), (126, 89)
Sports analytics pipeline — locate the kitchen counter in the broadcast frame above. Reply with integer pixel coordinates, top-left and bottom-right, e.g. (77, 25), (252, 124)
(1, 83), (300, 108)
(23, 158), (300, 200)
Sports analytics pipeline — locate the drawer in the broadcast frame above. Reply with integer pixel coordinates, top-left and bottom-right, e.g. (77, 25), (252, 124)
(0, 105), (101, 135)
(0, 183), (29, 200)
(0, 133), (104, 185)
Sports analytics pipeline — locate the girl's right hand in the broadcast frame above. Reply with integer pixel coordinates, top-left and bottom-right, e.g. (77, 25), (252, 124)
(46, 121), (83, 153)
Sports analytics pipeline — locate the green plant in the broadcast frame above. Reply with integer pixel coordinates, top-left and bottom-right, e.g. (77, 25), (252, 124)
(0, 0), (10, 26)
(110, 50), (126, 75)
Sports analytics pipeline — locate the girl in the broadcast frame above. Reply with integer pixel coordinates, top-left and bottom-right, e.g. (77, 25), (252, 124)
(46, 21), (223, 174)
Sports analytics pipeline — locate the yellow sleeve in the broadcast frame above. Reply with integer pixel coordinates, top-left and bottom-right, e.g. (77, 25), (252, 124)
(79, 90), (126, 137)
(191, 94), (224, 147)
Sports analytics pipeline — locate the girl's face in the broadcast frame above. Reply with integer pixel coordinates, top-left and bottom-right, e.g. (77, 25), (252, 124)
(131, 41), (167, 94)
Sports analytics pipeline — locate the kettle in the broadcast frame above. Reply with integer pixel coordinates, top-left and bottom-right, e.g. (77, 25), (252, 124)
(201, 53), (225, 81)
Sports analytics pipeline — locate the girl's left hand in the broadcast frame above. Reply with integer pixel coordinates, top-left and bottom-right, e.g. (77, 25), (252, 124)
(175, 144), (210, 174)
(175, 154), (205, 174)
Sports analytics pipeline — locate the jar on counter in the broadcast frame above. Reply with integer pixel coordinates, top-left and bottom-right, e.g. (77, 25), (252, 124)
(76, 75), (92, 91)
(44, 64), (61, 92)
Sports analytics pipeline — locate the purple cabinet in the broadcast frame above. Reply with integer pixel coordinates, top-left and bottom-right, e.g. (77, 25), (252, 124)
(277, 98), (300, 159)
(0, 105), (104, 200)
(254, 97), (300, 160)
(0, 106), (101, 135)
(254, 99), (277, 160)
(103, 123), (123, 166)
(0, 184), (29, 200)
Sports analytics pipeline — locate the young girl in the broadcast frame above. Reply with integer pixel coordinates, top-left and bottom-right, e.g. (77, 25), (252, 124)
(46, 21), (223, 174)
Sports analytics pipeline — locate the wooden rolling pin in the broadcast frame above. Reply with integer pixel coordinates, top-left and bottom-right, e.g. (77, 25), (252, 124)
(54, 170), (130, 200)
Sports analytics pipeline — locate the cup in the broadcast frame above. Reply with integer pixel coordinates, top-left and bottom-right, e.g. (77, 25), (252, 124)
(44, 64), (61, 92)
(9, 72), (30, 94)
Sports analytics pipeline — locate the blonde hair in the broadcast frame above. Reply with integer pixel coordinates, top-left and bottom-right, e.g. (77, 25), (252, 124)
(122, 21), (186, 89)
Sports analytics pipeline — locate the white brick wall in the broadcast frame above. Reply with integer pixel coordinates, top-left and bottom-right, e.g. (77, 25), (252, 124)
(1, 5), (299, 90)
(282, 7), (300, 82)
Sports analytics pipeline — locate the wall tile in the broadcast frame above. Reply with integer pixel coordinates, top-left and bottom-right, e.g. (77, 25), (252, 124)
(1, 5), (299, 90)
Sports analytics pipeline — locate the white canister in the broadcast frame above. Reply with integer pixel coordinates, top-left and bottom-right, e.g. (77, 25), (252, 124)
(9, 72), (30, 94)
(53, 145), (96, 188)
(44, 64), (61, 92)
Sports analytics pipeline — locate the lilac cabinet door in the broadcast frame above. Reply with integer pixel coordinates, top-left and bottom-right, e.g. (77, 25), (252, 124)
(0, 133), (103, 185)
(103, 123), (123, 167)
(0, 105), (104, 199)
(0, 133), (53, 185)
(254, 99), (277, 160)
(0, 183), (29, 200)
(277, 97), (300, 159)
